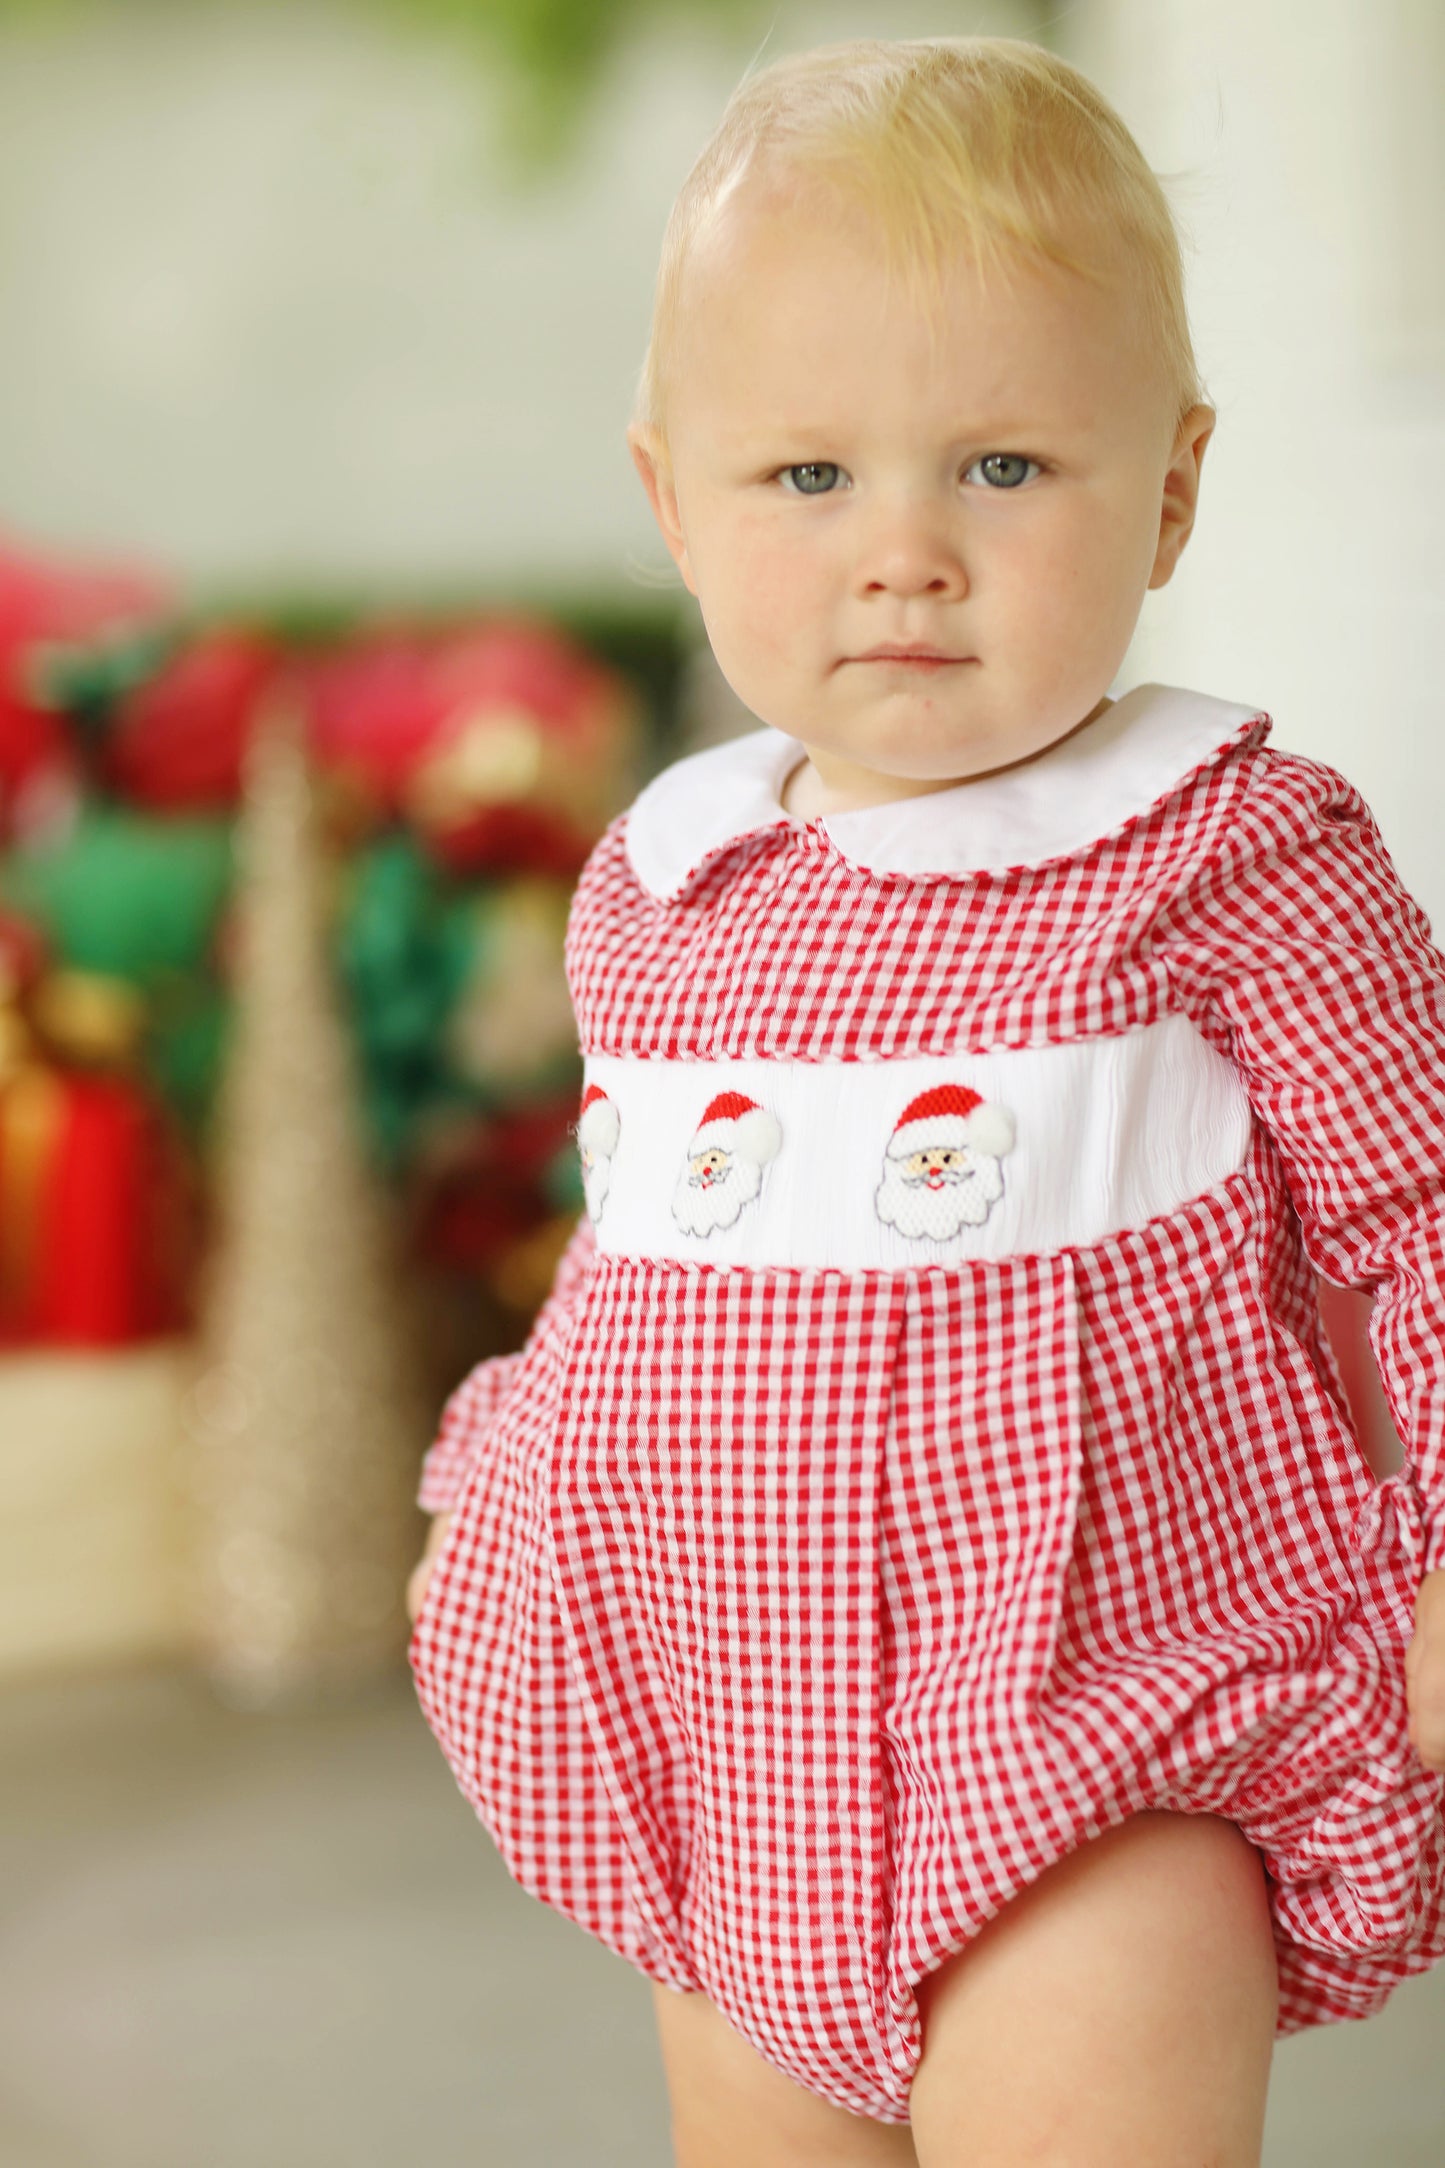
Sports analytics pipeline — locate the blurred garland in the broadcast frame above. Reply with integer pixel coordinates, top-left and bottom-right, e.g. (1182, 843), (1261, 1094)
(0, 0), (768, 161)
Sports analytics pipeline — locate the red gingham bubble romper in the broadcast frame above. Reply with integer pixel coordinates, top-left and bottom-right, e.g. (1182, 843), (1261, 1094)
(410, 683), (1445, 2124)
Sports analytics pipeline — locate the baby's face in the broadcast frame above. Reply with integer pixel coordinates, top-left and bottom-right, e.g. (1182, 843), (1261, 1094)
(631, 179), (1212, 813)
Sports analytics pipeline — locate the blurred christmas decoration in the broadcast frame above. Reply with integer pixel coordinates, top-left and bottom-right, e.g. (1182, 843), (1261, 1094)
(0, 529), (667, 1340)
(0, 531), (171, 844)
(334, 831), (471, 1167)
(413, 1098), (581, 1302)
(100, 624), (281, 812)
(0, 520), (675, 1680)
(443, 878), (577, 1096)
(188, 707), (431, 1700)
(303, 616), (641, 875)
(0, 911), (198, 1348)
(0, 528), (676, 1547)
(0, 805), (238, 1135)
(2, 803), (235, 978)
(308, 616), (642, 1314)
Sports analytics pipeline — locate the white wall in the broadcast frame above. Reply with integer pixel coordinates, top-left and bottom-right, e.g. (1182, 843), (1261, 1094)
(1059, 0), (1445, 917)
(0, 1), (1034, 599)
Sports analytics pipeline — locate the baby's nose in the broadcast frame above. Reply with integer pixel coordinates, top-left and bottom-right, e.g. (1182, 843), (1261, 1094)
(856, 503), (968, 600)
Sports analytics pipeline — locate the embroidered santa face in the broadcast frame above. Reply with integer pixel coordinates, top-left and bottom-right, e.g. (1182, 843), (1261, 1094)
(875, 1084), (1015, 1240)
(576, 1084), (621, 1223)
(672, 1092), (782, 1237)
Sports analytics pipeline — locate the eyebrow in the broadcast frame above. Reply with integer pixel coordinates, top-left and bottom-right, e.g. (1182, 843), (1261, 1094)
(720, 415), (1060, 447)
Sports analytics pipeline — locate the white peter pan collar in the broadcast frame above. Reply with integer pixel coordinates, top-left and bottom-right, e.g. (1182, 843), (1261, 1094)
(624, 682), (1270, 900)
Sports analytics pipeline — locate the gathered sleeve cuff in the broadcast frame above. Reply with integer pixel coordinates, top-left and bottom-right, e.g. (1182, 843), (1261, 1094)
(416, 1214), (597, 1514)
(1166, 753), (1445, 1573)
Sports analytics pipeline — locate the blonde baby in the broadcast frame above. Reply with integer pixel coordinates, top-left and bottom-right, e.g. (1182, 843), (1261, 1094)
(410, 38), (1445, 2165)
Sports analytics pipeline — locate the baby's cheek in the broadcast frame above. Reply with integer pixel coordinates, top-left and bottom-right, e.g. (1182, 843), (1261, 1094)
(1053, 496), (1158, 611)
(737, 544), (806, 631)
(714, 569), (804, 679)
(730, 512), (818, 609)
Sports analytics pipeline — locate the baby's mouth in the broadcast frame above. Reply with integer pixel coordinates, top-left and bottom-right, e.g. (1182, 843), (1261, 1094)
(846, 647), (976, 671)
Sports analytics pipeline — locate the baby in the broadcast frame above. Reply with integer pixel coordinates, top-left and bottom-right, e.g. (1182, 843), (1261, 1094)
(410, 37), (1445, 2164)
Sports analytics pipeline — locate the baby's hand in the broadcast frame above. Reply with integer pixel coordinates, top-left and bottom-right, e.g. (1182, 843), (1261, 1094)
(407, 1512), (455, 1626)
(1406, 1569), (1445, 1773)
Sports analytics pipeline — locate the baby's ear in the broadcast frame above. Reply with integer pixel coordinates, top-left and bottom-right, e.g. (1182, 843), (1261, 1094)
(1149, 404), (1215, 590)
(627, 424), (696, 593)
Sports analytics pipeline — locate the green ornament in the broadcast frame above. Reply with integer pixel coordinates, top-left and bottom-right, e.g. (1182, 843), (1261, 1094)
(0, 804), (234, 981)
(30, 622), (182, 743)
(144, 979), (232, 1135)
(336, 832), (474, 1166)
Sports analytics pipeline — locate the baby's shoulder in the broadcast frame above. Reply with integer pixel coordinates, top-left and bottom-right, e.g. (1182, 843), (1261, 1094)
(1203, 736), (1380, 864)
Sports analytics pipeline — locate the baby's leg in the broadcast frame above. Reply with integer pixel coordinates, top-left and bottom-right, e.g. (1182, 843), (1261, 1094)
(908, 1810), (1277, 2167)
(652, 1984), (918, 2167)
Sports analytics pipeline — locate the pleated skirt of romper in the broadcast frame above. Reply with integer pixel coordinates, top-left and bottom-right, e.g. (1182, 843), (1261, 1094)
(411, 1159), (1445, 2124)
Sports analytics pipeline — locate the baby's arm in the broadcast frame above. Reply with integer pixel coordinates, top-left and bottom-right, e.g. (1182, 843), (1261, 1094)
(408, 1211), (597, 1617)
(1407, 1581), (1445, 1772)
(1164, 754), (1445, 1766)
(407, 1508), (455, 1624)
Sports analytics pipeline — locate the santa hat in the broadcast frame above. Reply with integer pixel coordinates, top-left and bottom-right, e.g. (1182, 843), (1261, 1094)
(690, 1091), (782, 1166)
(576, 1082), (620, 1155)
(885, 1083), (1014, 1160)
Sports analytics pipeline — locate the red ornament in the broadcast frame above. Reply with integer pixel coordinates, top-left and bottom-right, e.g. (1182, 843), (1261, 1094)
(103, 626), (280, 811)
(301, 617), (638, 872)
(408, 619), (638, 876)
(0, 908), (47, 1000)
(412, 1099), (577, 1276)
(0, 535), (171, 838)
(300, 631), (446, 822)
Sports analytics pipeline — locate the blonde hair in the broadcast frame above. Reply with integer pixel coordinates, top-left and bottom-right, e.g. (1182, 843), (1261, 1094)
(634, 38), (1203, 438)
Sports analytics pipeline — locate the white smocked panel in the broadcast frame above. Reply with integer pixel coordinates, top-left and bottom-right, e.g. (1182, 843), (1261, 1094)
(579, 1014), (1253, 1270)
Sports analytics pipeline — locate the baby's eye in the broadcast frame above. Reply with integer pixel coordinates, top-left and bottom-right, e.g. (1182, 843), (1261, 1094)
(964, 453), (1040, 490)
(778, 462), (844, 495)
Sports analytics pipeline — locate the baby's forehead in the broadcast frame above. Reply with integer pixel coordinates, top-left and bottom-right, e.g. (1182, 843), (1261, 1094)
(684, 183), (1135, 355)
(688, 155), (1130, 315)
(663, 196), (1174, 458)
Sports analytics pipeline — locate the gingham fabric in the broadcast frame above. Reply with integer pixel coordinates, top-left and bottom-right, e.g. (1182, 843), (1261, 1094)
(411, 686), (1445, 2123)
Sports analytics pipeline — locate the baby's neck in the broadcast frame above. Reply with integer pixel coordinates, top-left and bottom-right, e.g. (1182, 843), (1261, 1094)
(781, 759), (968, 820)
(781, 698), (1117, 819)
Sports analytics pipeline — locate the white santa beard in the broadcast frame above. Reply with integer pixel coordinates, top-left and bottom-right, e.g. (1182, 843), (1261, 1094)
(671, 1153), (763, 1236)
(875, 1149), (1004, 1239)
(583, 1154), (612, 1221)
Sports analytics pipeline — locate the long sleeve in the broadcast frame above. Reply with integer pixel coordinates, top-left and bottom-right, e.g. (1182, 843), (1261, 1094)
(417, 1212), (597, 1513)
(1163, 753), (1445, 1570)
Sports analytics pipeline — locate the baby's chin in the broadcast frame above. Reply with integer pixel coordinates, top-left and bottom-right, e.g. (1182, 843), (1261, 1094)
(882, 699), (1114, 788)
(783, 713), (1110, 815)
(782, 752), (993, 818)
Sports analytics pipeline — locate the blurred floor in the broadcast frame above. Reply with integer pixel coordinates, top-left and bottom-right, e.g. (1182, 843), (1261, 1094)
(1, 1666), (1441, 2168)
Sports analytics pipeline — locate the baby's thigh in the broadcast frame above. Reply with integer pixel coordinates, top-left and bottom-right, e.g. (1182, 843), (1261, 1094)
(652, 1984), (917, 2168)
(908, 1811), (1278, 2168)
